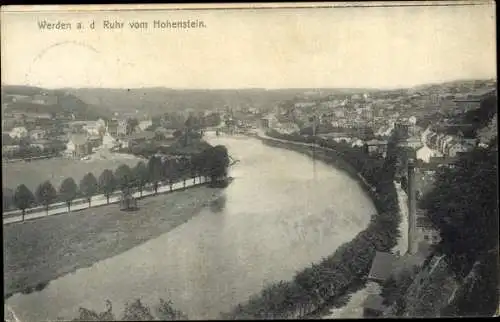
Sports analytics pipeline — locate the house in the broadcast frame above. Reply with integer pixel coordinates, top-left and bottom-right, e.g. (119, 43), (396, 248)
(83, 121), (105, 136)
(416, 145), (442, 163)
(416, 213), (441, 245)
(88, 135), (103, 149)
(119, 131), (156, 149)
(367, 251), (397, 284)
(66, 134), (91, 158)
(117, 119), (129, 136)
(154, 127), (176, 140)
(9, 126), (28, 139)
(294, 102), (316, 108)
(365, 139), (388, 157)
(22, 112), (53, 120)
(260, 115), (278, 129)
(427, 156), (457, 169)
(446, 142), (469, 157)
(275, 122), (300, 135)
(106, 119), (119, 136)
(102, 132), (119, 149)
(29, 139), (53, 151)
(351, 138), (365, 148)
(138, 119), (153, 131)
(29, 129), (46, 140)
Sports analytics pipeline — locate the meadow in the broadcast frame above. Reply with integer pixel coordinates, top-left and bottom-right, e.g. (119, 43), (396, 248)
(2, 155), (143, 192)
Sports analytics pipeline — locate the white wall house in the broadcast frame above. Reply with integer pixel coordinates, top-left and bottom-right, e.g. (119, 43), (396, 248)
(65, 134), (91, 158)
(102, 132), (119, 149)
(275, 122), (300, 135)
(83, 121), (105, 136)
(138, 120), (153, 131)
(9, 126), (28, 139)
(417, 145), (441, 163)
(29, 129), (46, 140)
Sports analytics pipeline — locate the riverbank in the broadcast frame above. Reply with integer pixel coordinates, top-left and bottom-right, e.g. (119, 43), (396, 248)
(4, 185), (224, 300)
(220, 133), (401, 319)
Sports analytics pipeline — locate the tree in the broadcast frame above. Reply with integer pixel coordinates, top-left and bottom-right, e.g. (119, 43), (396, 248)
(35, 180), (57, 215)
(80, 173), (98, 207)
(421, 142), (498, 278)
(122, 299), (154, 321)
(147, 156), (163, 194)
(133, 161), (149, 197)
(157, 299), (188, 320)
(13, 184), (35, 221)
(98, 169), (116, 204)
(203, 145), (230, 184)
(115, 164), (133, 193)
(172, 130), (183, 139)
(59, 177), (78, 212)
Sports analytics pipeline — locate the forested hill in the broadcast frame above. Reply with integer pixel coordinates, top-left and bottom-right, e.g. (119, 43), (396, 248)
(62, 87), (378, 116)
(2, 85), (113, 120)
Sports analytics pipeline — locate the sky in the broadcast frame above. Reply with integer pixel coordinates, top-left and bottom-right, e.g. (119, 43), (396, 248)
(1, 2), (496, 90)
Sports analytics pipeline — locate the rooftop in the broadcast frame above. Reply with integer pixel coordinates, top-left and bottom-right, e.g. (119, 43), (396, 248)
(368, 251), (397, 283)
(69, 134), (88, 145)
(366, 139), (388, 145)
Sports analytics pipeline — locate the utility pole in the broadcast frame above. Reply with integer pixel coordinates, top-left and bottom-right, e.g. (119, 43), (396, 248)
(311, 110), (318, 182)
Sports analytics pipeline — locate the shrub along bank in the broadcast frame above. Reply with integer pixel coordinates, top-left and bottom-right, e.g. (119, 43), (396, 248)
(220, 132), (401, 319)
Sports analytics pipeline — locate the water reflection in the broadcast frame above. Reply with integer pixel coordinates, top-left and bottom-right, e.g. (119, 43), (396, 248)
(210, 195), (227, 213)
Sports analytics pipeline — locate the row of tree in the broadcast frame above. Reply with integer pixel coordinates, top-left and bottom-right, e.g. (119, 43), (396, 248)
(2, 140), (66, 160)
(5, 145), (230, 221)
(72, 298), (187, 321)
(222, 131), (401, 319)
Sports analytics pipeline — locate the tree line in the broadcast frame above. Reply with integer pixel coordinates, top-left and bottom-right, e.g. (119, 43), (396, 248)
(2, 137), (66, 160)
(4, 145), (230, 221)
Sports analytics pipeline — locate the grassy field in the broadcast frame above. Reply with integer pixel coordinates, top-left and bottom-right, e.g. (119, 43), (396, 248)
(2, 156), (143, 192)
(3, 185), (222, 299)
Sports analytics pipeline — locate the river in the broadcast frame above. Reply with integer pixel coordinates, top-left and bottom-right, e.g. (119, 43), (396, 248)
(5, 134), (376, 321)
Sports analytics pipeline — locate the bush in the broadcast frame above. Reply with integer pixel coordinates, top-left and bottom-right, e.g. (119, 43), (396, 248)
(72, 298), (187, 321)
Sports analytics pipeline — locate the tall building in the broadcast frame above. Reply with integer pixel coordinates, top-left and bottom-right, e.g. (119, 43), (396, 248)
(407, 159), (418, 255)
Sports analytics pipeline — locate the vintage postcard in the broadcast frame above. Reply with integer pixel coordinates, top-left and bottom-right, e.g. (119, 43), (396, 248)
(2, 2), (498, 321)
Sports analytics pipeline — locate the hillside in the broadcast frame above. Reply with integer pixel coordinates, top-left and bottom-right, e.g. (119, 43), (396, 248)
(2, 85), (113, 120)
(63, 87), (379, 117)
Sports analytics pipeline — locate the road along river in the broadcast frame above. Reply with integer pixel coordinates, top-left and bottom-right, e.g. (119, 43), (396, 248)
(5, 134), (376, 321)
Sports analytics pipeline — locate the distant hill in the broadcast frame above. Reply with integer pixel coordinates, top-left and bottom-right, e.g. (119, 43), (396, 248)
(2, 85), (113, 120)
(62, 87), (380, 117)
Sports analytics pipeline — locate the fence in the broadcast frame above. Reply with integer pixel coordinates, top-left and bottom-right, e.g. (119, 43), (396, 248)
(3, 176), (210, 225)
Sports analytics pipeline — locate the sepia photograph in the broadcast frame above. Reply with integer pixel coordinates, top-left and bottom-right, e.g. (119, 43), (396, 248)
(1, 1), (498, 321)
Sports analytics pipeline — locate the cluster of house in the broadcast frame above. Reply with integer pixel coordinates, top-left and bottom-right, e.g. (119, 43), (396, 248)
(2, 117), (177, 159)
(63, 118), (175, 158)
(419, 125), (477, 160)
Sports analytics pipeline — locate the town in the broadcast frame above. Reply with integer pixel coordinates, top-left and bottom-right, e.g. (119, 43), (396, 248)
(2, 3), (497, 322)
(2, 78), (497, 321)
